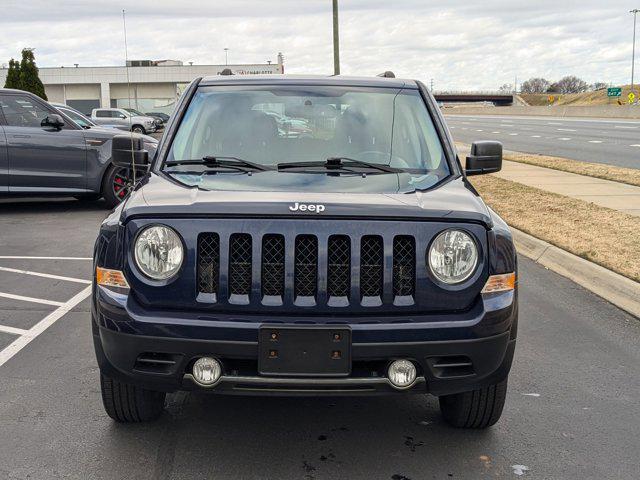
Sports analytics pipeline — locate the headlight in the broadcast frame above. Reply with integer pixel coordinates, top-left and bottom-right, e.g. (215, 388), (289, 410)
(134, 225), (184, 280)
(428, 229), (478, 284)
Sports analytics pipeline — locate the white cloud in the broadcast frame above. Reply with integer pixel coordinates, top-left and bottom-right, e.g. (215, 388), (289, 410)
(0, 0), (638, 89)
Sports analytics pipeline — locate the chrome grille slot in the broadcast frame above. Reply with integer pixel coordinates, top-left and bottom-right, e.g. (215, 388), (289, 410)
(360, 235), (384, 305)
(261, 234), (285, 303)
(294, 235), (318, 305)
(393, 235), (416, 304)
(197, 233), (219, 299)
(327, 235), (351, 306)
(229, 233), (252, 301)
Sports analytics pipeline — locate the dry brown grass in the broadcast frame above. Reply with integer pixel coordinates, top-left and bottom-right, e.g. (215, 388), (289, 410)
(456, 142), (640, 188)
(470, 175), (640, 282)
(520, 85), (638, 106)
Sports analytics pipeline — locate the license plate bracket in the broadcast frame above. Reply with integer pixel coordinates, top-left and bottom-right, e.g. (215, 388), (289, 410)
(258, 326), (351, 376)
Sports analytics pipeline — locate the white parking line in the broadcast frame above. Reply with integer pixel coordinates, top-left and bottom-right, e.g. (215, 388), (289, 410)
(476, 129), (483, 132)
(492, 131), (501, 134)
(558, 137), (572, 141)
(589, 140), (603, 144)
(531, 135), (541, 138)
(0, 286), (91, 367)
(557, 128), (577, 132)
(0, 292), (65, 307)
(0, 256), (92, 261)
(0, 325), (29, 336)
(0, 266), (90, 284)
(509, 133), (518, 136)
(630, 144), (640, 147)
(615, 126), (638, 129)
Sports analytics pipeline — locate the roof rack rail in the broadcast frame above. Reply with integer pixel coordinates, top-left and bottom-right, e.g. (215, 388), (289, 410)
(377, 71), (395, 78)
(220, 68), (234, 76)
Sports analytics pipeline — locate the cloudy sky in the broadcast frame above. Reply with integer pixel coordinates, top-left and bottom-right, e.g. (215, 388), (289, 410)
(1, 0), (638, 90)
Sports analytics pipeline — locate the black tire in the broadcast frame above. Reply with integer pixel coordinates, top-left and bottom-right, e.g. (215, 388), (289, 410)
(101, 164), (132, 209)
(438, 379), (508, 429)
(100, 373), (165, 423)
(131, 125), (146, 134)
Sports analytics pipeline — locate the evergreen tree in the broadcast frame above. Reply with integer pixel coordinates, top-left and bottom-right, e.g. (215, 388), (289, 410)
(3, 59), (21, 89)
(18, 49), (47, 100)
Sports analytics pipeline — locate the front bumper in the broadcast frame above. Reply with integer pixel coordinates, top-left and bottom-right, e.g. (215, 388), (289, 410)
(93, 286), (517, 396)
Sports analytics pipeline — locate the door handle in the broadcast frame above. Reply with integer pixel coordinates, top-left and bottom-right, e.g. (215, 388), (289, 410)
(11, 134), (31, 139)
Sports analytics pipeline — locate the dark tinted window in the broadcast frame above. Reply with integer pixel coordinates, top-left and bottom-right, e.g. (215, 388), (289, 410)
(0, 95), (51, 128)
(95, 110), (110, 118)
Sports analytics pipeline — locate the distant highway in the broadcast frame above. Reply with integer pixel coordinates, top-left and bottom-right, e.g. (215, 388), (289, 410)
(445, 114), (640, 170)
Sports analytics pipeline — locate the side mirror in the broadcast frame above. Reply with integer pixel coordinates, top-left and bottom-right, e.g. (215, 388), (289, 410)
(119, 114), (127, 119)
(41, 114), (65, 129)
(465, 141), (502, 176)
(111, 134), (150, 170)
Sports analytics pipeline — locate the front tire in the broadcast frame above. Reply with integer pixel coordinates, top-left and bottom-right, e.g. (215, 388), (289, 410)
(438, 379), (508, 429)
(101, 165), (132, 209)
(100, 373), (165, 423)
(131, 125), (146, 134)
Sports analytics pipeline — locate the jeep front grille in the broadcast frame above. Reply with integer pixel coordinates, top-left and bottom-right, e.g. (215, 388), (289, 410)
(197, 232), (417, 308)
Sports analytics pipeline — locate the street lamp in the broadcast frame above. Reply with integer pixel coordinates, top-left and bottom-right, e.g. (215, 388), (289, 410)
(632, 9), (639, 97)
(333, 0), (340, 75)
(224, 48), (229, 66)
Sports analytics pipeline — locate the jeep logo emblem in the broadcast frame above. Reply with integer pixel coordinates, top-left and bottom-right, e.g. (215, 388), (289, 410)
(289, 202), (326, 213)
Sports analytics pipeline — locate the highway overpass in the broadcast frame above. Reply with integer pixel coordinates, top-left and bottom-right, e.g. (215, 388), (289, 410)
(434, 92), (514, 106)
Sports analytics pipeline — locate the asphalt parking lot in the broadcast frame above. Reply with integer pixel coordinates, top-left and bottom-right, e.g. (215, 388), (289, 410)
(0, 197), (638, 479)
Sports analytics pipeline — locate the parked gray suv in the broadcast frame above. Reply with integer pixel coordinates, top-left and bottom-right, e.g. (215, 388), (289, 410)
(0, 89), (158, 207)
(91, 108), (158, 134)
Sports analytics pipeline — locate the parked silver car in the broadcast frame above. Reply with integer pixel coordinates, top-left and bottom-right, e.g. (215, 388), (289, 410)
(91, 107), (157, 134)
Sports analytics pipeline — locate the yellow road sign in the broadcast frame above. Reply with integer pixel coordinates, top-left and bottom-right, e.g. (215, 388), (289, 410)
(629, 92), (636, 104)
(548, 95), (555, 103)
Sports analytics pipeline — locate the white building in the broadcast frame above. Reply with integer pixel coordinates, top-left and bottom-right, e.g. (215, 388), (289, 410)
(0, 54), (284, 115)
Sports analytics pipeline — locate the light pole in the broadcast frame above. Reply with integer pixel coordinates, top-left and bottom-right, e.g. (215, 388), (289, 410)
(224, 48), (229, 66)
(632, 9), (639, 96)
(332, 0), (340, 75)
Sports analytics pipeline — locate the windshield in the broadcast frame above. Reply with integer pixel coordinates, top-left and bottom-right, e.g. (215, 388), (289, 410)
(165, 85), (450, 193)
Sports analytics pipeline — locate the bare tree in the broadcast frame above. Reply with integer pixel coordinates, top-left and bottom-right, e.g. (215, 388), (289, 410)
(520, 77), (550, 94)
(592, 82), (608, 91)
(498, 83), (512, 93)
(554, 75), (589, 94)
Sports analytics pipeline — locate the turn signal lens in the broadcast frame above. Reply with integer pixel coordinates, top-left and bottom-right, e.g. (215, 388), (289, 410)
(481, 273), (516, 293)
(96, 267), (130, 289)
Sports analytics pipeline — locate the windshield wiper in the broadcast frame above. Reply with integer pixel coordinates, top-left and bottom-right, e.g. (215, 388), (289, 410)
(277, 157), (402, 174)
(165, 156), (274, 172)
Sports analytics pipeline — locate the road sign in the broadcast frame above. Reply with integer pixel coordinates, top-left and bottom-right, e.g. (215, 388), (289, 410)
(629, 92), (636, 104)
(548, 95), (555, 103)
(607, 87), (622, 97)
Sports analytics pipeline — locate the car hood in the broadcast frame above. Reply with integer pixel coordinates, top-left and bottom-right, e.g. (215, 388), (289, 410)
(120, 173), (493, 227)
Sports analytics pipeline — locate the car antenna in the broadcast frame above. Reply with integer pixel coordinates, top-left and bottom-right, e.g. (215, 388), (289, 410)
(122, 9), (136, 186)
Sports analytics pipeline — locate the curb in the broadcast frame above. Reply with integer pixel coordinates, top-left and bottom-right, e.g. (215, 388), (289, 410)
(512, 229), (640, 319)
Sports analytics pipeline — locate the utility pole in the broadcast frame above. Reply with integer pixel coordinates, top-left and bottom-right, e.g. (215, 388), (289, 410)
(632, 9), (639, 95)
(332, 0), (340, 75)
(224, 48), (229, 66)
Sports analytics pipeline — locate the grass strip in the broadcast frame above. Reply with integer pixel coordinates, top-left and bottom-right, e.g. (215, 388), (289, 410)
(456, 142), (640, 187)
(470, 175), (640, 282)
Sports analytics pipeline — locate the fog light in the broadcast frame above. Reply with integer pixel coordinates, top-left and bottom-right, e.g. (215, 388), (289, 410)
(388, 359), (417, 388)
(192, 357), (221, 386)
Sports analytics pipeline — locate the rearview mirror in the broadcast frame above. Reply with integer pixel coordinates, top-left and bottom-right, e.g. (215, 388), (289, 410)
(111, 134), (150, 170)
(465, 141), (502, 176)
(41, 114), (65, 129)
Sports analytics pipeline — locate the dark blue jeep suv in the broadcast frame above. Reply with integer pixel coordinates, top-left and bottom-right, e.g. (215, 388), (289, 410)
(92, 74), (517, 428)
